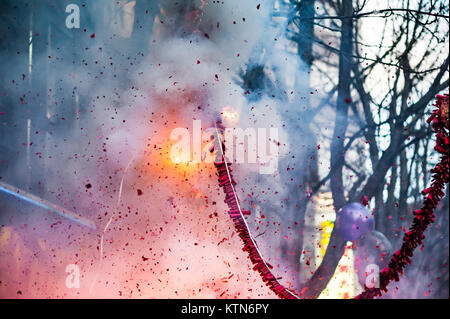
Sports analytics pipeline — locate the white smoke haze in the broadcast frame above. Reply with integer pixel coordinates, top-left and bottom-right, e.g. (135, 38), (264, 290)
(0, 0), (312, 298)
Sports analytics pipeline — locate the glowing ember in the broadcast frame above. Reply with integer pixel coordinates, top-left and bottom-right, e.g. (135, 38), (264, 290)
(221, 106), (240, 125)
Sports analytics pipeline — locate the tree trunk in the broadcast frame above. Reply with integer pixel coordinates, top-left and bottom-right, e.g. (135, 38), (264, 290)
(302, 0), (353, 299)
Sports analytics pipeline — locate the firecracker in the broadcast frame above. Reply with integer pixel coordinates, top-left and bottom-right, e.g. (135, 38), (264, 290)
(355, 94), (449, 299)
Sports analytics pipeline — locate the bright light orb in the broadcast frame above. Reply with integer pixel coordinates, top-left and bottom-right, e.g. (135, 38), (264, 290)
(221, 106), (239, 124)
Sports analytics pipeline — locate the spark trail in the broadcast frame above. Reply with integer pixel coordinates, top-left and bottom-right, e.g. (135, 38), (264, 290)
(0, 181), (96, 229)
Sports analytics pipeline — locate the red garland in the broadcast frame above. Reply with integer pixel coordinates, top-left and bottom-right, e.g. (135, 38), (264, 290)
(214, 124), (300, 299)
(355, 94), (449, 299)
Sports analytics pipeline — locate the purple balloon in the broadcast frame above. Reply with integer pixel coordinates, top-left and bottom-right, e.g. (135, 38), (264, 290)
(336, 202), (374, 241)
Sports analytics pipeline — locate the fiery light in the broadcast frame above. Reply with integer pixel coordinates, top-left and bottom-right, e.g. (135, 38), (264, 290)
(221, 106), (240, 125)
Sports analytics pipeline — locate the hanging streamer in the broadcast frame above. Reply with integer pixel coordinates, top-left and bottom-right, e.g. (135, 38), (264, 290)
(356, 94), (449, 299)
(213, 122), (300, 299)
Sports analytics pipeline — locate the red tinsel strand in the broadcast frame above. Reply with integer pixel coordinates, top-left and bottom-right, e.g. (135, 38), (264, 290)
(355, 94), (449, 299)
(213, 126), (300, 299)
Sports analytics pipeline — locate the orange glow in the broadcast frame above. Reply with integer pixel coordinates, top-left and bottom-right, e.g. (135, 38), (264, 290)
(221, 106), (239, 125)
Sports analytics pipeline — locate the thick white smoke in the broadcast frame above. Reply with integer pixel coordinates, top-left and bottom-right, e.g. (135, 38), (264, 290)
(0, 0), (313, 298)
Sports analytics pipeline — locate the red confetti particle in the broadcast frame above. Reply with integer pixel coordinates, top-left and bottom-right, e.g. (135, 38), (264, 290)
(359, 196), (369, 206)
